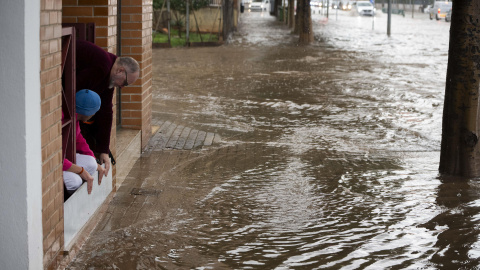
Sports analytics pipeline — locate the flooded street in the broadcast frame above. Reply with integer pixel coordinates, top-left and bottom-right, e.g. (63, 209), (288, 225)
(68, 10), (480, 270)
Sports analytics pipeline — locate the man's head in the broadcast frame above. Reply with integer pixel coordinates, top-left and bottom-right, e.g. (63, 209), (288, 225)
(109, 57), (140, 89)
(76, 89), (101, 122)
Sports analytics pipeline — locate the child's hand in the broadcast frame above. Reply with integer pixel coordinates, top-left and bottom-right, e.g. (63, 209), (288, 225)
(80, 169), (94, 194)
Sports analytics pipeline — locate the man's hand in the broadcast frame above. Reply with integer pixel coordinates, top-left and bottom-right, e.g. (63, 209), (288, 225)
(79, 169), (94, 194)
(97, 163), (105, 186)
(99, 153), (111, 177)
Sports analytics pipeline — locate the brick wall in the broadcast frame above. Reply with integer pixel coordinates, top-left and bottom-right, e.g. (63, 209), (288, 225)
(121, 0), (153, 148)
(40, 1), (152, 266)
(41, 0), (64, 269)
(62, 0), (117, 52)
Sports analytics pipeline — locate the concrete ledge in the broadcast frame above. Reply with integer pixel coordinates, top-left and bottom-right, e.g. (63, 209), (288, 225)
(64, 165), (113, 249)
(116, 128), (142, 189)
(57, 190), (115, 270)
(152, 43), (172, 48)
(58, 129), (142, 268)
(189, 41), (224, 47)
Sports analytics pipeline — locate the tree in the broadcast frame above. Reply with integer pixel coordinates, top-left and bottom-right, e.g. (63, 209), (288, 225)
(439, 1), (480, 177)
(293, 0), (302, 34)
(288, 0), (295, 29)
(298, 0), (313, 43)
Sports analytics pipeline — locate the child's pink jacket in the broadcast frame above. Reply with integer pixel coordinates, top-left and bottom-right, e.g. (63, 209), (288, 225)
(62, 113), (95, 171)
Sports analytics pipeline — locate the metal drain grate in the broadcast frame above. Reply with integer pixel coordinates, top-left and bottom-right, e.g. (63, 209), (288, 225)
(130, 188), (160, 196)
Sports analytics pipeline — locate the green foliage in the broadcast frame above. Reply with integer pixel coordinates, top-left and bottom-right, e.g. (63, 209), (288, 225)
(153, 30), (219, 47)
(153, 0), (211, 13)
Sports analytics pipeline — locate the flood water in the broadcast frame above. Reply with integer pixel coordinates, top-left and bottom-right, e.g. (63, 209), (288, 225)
(69, 8), (480, 270)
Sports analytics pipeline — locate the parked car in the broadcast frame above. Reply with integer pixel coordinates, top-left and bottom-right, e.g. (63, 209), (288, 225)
(429, 1), (452, 20)
(445, 8), (452, 22)
(249, 0), (270, 12)
(352, 1), (375, 16)
(310, 0), (321, 7)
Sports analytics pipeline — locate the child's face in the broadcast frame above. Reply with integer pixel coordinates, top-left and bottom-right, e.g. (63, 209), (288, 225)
(77, 114), (94, 122)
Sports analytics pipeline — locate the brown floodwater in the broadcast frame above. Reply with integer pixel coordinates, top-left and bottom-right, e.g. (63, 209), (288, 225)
(68, 9), (480, 270)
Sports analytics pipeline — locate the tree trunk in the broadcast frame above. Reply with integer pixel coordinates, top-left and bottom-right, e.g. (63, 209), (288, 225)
(273, 0), (279, 16)
(439, 0), (480, 177)
(294, 0), (302, 34)
(298, 0), (313, 43)
(288, 0), (295, 29)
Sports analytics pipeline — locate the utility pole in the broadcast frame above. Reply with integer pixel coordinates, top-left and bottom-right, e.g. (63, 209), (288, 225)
(411, 0), (414, 18)
(387, 0), (391, 36)
(327, 0), (329, 18)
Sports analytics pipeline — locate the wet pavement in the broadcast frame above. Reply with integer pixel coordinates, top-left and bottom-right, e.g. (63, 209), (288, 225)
(67, 10), (480, 270)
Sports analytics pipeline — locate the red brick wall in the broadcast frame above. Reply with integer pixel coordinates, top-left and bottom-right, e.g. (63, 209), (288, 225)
(41, 0), (64, 269)
(62, 0), (117, 52)
(41, 1), (152, 266)
(121, 0), (153, 148)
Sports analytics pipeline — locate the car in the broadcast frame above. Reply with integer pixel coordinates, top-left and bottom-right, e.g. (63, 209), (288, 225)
(353, 1), (375, 16)
(249, 0), (270, 12)
(310, 0), (320, 7)
(429, 1), (452, 20)
(341, 2), (352, 10)
(445, 8), (452, 22)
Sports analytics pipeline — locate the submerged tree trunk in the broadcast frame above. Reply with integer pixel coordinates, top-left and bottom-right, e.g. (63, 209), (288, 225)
(294, 0), (302, 34)
(298, 0), (313, 43)
(440, 0), (480, 177)
(288, 0), (295, 29)
(273, 0), (280, 16)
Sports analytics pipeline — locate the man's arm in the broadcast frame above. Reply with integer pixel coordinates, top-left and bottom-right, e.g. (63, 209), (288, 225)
(94, 88), (114, 176)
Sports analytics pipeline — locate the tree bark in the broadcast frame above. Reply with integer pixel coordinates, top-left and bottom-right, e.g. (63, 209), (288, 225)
(273, 0), (279, 16)
(298, 0), (313, 43)
(288, 0), (295, 29)
(440, 0), (480, 177)
(294, 0), (302, 34)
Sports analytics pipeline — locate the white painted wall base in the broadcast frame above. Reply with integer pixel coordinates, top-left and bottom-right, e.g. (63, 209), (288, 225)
(64, 164), (113, 248)
(0, 0), (43, 269)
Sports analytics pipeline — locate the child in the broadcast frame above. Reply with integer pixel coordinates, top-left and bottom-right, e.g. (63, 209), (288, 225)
(63, 89), (105, 195)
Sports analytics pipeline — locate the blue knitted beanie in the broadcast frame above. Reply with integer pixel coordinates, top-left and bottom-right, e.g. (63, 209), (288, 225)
(76, 89), (101, 116)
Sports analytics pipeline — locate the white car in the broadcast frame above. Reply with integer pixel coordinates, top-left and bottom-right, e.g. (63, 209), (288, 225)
(310, 0), (320, 7)
(353, 1), (375, 16)
(249, 0), (270, 12)
(429, 1), (452, 20)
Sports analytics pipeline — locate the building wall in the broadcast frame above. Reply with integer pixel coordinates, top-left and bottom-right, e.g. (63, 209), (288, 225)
(38, 0), (153, 267)
(63, 0), (118, 52)
(0, 0), (43, 269)
(121, 0), (153, 148)
(155, 7), (224, 33)
(187, 7), (224, 32)
(40, 0), (64, 268)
